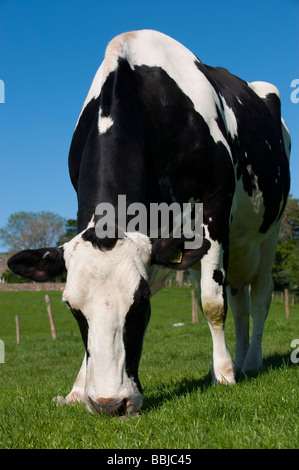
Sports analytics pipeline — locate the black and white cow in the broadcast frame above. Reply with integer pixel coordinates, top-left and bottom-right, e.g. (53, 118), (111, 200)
(8, 30), (290, 416)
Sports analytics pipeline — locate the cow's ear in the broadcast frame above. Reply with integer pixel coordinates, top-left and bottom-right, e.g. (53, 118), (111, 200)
(151, 237), (210, 270)
(7, 247), (66, 282)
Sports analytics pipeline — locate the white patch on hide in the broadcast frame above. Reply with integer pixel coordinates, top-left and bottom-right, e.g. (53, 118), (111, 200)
(98, 108), (114, 134)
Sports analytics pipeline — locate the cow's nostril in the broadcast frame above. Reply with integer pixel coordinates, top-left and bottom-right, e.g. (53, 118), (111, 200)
(88, 397), (127, 416)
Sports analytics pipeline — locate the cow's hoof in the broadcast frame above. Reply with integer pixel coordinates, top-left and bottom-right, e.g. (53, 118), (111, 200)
(119, 412), (141, 421)
(243, 358), (263, 374)
(218, 372), (236, 385)
(52, 390), (84, 406)
(52, 395), (66, 405)
(212, 368), (236, 385)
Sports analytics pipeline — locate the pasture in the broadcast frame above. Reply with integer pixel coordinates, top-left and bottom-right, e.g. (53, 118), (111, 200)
(0, 287), (298, 449)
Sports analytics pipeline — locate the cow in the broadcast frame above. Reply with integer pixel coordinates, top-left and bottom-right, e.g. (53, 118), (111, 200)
(8, 30), (290, 416)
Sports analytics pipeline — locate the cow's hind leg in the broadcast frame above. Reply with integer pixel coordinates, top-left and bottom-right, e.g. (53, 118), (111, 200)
(243, 227), (280, 372)
(227, 286), (250, 371)
(200, 240), (235, 385)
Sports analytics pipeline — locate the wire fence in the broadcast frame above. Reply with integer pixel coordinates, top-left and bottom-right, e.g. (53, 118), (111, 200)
(272, 290), (299, 306)
(0, 283), (297, 345)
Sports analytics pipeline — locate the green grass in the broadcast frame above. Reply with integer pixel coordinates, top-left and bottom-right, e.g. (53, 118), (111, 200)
(0, 287), (298, 449)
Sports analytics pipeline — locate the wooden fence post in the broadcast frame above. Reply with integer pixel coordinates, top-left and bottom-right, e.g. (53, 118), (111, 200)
(284, 288), (290, 319)
(15, 315), (20, 344)
(175, 271), (184, 287)
(191, 290), (198, 323)
(45, 294), (57, 339)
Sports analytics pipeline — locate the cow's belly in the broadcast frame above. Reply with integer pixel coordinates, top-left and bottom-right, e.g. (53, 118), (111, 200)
(226, 243), (260, 288)
(226, 181), (270, 287)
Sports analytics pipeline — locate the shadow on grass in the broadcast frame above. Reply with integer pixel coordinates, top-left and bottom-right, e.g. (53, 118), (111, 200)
(236, 351), (296, 382)
(262, 351), (295, 370)
(142, 373), (211, 412)
(142, 351), (295, 412)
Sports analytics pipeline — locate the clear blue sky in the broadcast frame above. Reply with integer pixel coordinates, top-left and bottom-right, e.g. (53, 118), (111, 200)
(0, 0), (298, 250)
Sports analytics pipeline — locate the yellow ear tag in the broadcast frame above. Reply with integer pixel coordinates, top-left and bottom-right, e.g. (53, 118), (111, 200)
(170, 250), (183, 264)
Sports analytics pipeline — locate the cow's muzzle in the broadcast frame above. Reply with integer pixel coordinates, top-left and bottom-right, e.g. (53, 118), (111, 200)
(88, 397), (127, 416)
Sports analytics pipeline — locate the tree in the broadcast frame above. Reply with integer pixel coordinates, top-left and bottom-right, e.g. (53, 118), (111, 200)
(1, 269), (29, 283)
(273, 196), (299, 290)
(0, 211), (66, 252)
(57, 219), (77, 245)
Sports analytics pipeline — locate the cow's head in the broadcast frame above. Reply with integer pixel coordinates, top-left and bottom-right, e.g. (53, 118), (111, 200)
(7, 227), (208, 416)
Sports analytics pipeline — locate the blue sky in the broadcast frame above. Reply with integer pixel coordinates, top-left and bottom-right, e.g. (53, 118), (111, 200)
(0, 0), (298, 250)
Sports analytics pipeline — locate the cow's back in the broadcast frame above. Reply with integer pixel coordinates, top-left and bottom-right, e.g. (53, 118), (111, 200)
(68, 30), (290, 251)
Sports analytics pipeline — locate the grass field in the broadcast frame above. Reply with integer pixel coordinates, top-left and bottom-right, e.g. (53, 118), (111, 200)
(0, 286), (298, 449)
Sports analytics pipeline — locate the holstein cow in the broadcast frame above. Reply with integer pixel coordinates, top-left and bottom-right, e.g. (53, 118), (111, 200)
(8, 30), (290, 416)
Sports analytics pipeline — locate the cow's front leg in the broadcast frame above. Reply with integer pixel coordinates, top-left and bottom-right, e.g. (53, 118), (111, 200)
(53, 353), (87, 405)
(200, 240), (235, 385)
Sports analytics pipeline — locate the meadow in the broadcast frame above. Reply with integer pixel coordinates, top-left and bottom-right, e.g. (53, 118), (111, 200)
(0, 286), (298, 449)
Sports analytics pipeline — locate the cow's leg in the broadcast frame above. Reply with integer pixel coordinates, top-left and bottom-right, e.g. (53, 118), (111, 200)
(227, 286), (250, 371)
(200, 240), (235, 385)
(243, 227), (280, 372)
(53, 353), (87, 405)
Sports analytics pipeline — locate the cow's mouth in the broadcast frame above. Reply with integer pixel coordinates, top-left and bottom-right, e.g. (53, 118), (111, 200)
(88, 397), (136, 416)
(88, 397), (128, 416)
(88, 396), (142, 417)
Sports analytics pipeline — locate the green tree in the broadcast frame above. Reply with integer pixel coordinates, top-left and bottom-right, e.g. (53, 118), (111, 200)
(0, 211), (66, 252)
(273, 196), (299, 290)
(57, 219), (77, 245)
(1, 269), (29, 283)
